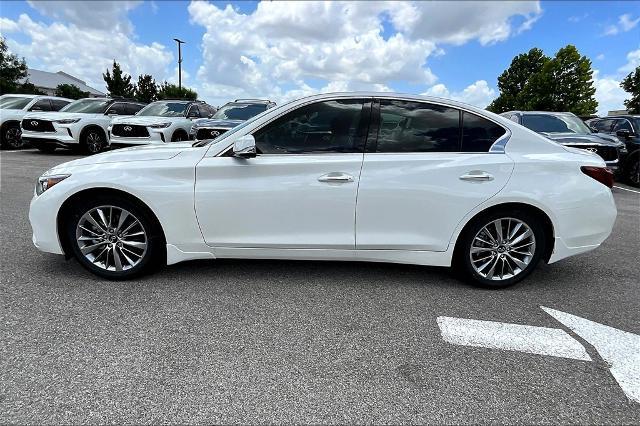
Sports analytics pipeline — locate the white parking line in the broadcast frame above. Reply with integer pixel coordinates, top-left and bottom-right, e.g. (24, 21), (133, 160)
(613, 185), (640, 194)
(436, 316), (591, 361)
(542, 306), (640, 405)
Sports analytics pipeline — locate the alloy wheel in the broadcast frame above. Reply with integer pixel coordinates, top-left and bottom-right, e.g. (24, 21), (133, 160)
(469, 217), (536, 281)
(5, 127), (23, 149)
(86, 132), (103, 153)
(75, 206), (148, 272)
(629, 159), (640, 186)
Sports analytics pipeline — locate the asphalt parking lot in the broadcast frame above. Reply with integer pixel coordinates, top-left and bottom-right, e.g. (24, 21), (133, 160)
(1, 149), (639, 424)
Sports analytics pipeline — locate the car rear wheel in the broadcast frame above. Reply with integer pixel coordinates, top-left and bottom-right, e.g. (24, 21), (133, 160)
(455, 210), (546, 288)
(65, 196), (164, 279)
(1, 123), (24, 149)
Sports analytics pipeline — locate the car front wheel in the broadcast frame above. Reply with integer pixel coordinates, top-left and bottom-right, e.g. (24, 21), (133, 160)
(626, 157), (640, 188)
(82, 129), (106, 154)
(456, 210), (546, 288)
(65, 196), (164, 279)
(1, 123), (24, 149)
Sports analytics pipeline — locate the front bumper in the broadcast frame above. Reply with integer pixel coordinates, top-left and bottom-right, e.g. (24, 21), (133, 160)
(22, 127), (78, 146)
(108, 128), (169, 146)
(29, 192), (65, 255)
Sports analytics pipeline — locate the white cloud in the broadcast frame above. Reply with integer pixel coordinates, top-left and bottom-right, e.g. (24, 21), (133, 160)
(593, 71), (627, 116)
(422, 80), (496, 108)
(604, 13), (640, 36)
(188, 1), (540, 105)
(619, 48), (640, 74)
(3, 13), (173, 92)
(596, 54), (605, 61)
(0, 17), (20, 32)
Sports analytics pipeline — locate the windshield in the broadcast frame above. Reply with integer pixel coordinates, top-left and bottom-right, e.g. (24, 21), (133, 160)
(137, 101), (189, 117)
(521, 113), (592, 134)
(213, 103), (267, 120)
(0, 96), (33, 110)
(61, 99), (111, 114)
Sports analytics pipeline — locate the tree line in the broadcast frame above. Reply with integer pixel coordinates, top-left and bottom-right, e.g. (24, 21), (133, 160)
(1, 36), (638, 113)
(486, 44), (639, 115)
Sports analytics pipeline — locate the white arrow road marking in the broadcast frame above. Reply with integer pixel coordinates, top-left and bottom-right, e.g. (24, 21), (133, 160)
(542, 306), (640, 404)
(436, 316), (592, 361)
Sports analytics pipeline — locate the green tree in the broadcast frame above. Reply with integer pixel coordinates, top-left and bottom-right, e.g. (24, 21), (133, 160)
(156, 82), (197, 101)
(55, 83), (89, 100)
(102, 61), (135, 98)
(487, 48), (548, 113)
(0, 36), (28, 95)
(523, 45), (597, 115)
(620, 66), (640, 114)
(135, 74), (158, 103)
(18, 81), (45, 95)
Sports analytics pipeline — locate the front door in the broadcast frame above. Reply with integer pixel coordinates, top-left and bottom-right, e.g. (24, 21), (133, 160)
(195, 98), (371, 249)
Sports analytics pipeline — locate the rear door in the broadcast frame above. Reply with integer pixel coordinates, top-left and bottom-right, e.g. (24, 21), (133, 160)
(355, 99), (514, 252)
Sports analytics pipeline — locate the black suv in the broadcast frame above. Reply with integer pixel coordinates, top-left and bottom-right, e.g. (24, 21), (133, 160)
(190, 99), (276, 141)
(587, 115), (640, 187)
(502, 111), (628, 176)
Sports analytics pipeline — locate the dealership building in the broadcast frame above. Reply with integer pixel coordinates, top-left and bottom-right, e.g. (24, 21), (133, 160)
(20, 68), (105, 97)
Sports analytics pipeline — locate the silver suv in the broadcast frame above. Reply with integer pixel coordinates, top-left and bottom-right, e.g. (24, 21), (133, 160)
(190, 99), (276, 141)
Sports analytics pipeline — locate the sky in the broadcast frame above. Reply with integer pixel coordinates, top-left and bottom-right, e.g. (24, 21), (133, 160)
(1, 1), (638, 115)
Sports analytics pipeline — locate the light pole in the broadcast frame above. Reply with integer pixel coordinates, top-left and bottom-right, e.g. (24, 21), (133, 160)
(173, 38), (185, 90)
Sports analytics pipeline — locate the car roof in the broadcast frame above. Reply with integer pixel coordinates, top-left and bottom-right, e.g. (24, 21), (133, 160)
(502, 110), (578, 116)
(0, 94), (71, 101)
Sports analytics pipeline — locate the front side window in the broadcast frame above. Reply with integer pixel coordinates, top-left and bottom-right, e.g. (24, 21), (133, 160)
(521, 113), (591, 134)
(214, 103), (268, 121)
(253, 99), (366, 154)
(375, 100), (460, 152)
(125, 103), (144, 115)
(613, 119), (633, 132)
(591, 119), (614, 132)
(0, 96), (33, 110)
(137, 101), (189, 117)
(50, 99), (71, 111)
(61, 99), (111, 114)
(461, 112), (506, 152)
(29, 99), (52, 112)
(106, 103), (126, 115)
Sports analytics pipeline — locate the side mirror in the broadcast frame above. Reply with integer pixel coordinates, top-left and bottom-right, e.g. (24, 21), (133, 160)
(616, 129), (631, 139)
(233, 134), (257, 158)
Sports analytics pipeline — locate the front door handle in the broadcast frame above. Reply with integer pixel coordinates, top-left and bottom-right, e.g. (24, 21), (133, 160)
(459, 171), (494, 182)
(318, 172), (354, 183)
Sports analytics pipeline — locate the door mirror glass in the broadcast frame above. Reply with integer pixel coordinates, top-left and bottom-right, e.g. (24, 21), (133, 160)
(233, 134), (257, 158)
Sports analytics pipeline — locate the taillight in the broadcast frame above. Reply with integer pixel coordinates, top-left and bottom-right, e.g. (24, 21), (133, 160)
(581, 166), (614, 188)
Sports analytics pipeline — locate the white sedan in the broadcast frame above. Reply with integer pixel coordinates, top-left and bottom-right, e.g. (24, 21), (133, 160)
(29, 93), (617, 288)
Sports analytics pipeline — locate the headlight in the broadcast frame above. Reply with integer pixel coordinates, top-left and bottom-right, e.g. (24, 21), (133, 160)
(148, 122), (171, 129)
(54, 118), (81, 124)
(36, 174), (70, 196)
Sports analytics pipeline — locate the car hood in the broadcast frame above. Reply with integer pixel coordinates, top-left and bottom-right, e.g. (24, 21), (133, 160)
(47, 143), (194, 171)
(111, 116), (186, 125)
(22, 111), (99, 121)
(541, 132), (623, 147)
(0, 108), (25, 123)
(192, 118), (244, 129)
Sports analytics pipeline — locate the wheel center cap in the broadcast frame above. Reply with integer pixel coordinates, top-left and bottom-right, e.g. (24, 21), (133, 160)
(110, 235), (117, 242)
(497, 246), (506, 253)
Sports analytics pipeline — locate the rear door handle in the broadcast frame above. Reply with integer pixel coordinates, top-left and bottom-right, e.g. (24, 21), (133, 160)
(459, 171), (494, 182)
(318, 172), (354, 183)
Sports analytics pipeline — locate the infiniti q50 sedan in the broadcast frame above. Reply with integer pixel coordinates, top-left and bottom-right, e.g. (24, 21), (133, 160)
(29, 92), (617, 288)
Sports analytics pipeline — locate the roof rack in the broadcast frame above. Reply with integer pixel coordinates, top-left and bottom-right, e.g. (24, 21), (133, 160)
(109, 96), (139, 102)
(234, 98), (272, 103)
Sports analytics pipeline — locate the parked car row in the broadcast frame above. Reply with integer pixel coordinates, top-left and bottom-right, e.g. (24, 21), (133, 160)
(0, 94), (276, 154)
(501, 110), (639, 187)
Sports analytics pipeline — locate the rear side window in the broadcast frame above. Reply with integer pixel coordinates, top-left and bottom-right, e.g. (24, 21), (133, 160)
(375, 100), (460, 152)
(51, 99), (71, 111)
(592, 119), (614, 132)
(461, 112), (506, 152)
(613, 120), (633, 132)
(29, 99), (52, 112)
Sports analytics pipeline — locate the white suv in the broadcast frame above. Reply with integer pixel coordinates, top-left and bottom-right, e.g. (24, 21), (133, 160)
(108, 100), (215, 147)
(21, 98), (145, 154)
(0, 94), (72, 149)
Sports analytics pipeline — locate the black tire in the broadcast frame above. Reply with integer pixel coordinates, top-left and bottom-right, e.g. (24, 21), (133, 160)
(454, 209), (546, 288)
(1, 122), (24, 149)
(35, 143), (57, 153)
(171, 130), (187, 142)
(625, 156), (640, 188)
(64, 195), (165, 280)
(81, 127), (106, 154)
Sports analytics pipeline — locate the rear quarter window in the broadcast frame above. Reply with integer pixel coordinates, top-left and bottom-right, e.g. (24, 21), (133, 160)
(460, 112), (506, 152)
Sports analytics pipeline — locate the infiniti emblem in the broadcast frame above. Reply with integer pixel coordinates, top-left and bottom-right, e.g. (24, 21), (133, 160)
(30, 120), (39, 126)
(210, 130), (220, 137)
(585, 147), (598, 153)
(123, 126), (132, 131)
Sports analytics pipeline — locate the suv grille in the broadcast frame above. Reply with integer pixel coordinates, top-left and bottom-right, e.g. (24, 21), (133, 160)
(112, 124), (149, 138)
(22, 119), (55, 132)
(566, 145), (618, 162)
(196, 128), (228, 140)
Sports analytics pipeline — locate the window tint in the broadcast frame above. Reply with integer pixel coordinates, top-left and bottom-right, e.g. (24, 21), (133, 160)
(125, 103), (144, 115)
(376, 100), (460, 152)
(613, 119), (633, 132)
(106, 103), (127, 115)
(253, 99), (366, 154)
(50, 99), (71, 111)
(521, 113), (591, 134)
(187, 105), (200, 117)
(29, 99), (52, 112)
(461, 112), (506, 152)
(591, 119), (614, 132)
